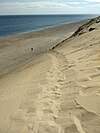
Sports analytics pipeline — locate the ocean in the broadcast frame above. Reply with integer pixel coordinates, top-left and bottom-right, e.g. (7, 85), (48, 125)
(0, 14), (97, 37)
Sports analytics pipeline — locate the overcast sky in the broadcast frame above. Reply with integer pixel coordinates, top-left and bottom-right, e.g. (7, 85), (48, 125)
(0, 0), (100, 15)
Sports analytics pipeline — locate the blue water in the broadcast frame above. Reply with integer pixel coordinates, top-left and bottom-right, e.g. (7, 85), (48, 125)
(0, 14), (97, 37)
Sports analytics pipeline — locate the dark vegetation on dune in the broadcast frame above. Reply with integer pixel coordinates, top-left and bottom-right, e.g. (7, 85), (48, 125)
(52, 16), (100, 49)
(72, 16), (100, 37)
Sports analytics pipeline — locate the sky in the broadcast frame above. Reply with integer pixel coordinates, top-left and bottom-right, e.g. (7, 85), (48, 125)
(0, 0), (100, 15)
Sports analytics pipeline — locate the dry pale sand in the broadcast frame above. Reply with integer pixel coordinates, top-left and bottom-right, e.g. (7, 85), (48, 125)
(0, 17), (100, 133)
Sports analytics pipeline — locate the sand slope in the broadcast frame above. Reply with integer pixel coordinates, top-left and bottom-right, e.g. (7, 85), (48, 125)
(0, 17), (100, 133)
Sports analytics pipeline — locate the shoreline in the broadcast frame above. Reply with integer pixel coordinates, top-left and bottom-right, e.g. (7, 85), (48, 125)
(0, 19), (90, 77)
(0, 18), (90, 40)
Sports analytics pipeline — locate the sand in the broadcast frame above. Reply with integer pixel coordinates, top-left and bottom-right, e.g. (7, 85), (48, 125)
(0, 17), (100, 133)
(0, 20), (88, 77)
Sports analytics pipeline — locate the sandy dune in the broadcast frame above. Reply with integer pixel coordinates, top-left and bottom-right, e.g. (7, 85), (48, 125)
(0, 17), (100, 133)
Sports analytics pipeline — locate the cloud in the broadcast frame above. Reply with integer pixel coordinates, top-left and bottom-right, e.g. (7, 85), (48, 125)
(0, 1), (68, 15)
(86, 0), (100, 2)
(0, 0), (100, 15)
(0, 1), (67, 9)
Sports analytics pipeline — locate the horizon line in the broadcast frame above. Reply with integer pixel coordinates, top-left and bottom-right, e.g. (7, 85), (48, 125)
(0, 13), (99, 16)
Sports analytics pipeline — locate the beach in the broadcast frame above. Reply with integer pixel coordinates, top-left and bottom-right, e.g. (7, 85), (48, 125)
(0, 17), (100, 133)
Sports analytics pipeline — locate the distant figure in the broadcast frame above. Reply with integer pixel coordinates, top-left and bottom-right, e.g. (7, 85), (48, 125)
(31, 48), (34, 51)
(52, 47), (55, 50)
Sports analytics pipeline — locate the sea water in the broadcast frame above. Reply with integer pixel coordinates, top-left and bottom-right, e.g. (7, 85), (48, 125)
(0, 14), (97, 37)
